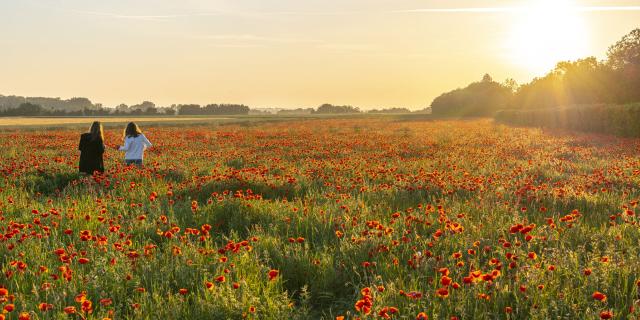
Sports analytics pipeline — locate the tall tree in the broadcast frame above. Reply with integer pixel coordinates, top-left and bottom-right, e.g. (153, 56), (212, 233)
(431, 74), (513, 116)
(607, 28), (640, 70)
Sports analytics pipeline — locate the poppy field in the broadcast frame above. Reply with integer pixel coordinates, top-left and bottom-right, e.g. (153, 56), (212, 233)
(0, 118), (639, 319)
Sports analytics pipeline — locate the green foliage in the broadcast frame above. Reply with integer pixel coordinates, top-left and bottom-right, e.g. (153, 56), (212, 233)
(511, 57), (618, 109)
(431, 74), (513, 117)
(314, 104), (361, 114)
(0, 95), (94, 111)
(607, 28), (640, 70)
(432, 28), (640, 118)
(2, 119), (640, 319)
(23, 171), (80, 195)
(178, 104), (251, 115)
(507, 28), (640, 109)
(495, 103), (640, 136)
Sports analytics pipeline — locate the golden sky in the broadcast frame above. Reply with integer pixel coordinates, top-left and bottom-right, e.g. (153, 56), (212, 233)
(1, 0), (639, 109)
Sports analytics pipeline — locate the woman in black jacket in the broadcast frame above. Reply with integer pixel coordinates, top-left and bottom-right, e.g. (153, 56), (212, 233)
(79, 121), (105, 174)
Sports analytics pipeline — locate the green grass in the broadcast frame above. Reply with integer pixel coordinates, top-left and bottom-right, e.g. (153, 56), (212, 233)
(0, 118), (637, 319)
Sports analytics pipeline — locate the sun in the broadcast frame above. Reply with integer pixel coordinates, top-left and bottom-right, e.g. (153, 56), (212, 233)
(507, 0), (590, 75)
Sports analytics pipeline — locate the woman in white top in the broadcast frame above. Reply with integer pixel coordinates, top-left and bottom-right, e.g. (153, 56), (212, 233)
(117, 122), (152, 166)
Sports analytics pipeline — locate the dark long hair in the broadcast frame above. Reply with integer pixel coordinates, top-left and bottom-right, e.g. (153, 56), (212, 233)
(124, 122), (142, 139)
(89, 121), (104, 141)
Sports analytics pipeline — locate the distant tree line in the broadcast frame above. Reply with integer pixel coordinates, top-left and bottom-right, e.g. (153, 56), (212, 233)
(431, 28), (640, 117)
(0, 103), (116, 117)
(0, 102), (172, 117)
(0, 96), (179, 116)
(367, 108), (412, 114)
(277, 108), (314, 115)
(113, 101), (175, 115)
(431, 74), (515, 117)
(273, 106), (415, 115)
(312, 104), (361, 114)
(0, 96), (102, 116)
(0, 99), (429, 116)
(177, 104), (250, 115)
(0, 96), (96, 112)
(495, 103), (640, 137)
(1, 96), (427, 117)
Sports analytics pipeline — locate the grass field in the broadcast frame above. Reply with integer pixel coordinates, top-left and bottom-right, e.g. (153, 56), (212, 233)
(0, 118), (638, 319)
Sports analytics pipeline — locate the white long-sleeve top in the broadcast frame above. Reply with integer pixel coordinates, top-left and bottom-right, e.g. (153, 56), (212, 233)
(119, 134), (152, 160)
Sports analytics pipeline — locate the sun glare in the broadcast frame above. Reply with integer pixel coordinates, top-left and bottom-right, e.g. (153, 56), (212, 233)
(507, 0), (590, 75)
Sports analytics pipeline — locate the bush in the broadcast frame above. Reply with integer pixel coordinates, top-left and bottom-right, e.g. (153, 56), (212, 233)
(494, 103), (640, 137)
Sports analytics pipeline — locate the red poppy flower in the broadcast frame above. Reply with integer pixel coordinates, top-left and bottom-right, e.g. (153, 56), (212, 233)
(38, 303), (53, 311)
(436, 288), (449, 298)
(81, 300), (93, 313)
(63, 306), (76, 314)
(416, 312), (428, 320)
(592, 291), (607, 302)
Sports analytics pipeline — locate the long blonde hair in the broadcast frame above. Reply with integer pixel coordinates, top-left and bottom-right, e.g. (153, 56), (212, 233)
(89, 121), (104, 141)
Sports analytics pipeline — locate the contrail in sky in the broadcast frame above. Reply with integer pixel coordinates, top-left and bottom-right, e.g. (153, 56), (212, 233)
(68, 5), (640, 20)
(394, 6), (640, 13)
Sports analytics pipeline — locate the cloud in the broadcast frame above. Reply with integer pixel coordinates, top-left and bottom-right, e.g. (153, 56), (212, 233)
(69, 9), (226, 21)
(394, 6), (640, 14)
(316, 43), (376, 51)
(208, 43), (266, 48)
(394, 7), (517, 13)
(244, 10), (356, 16)
(578, 6), (640, 12)
(192, 34), (376, 52)
(191, 34), (321, 44)
(68, 8), (357, 22)
(189, 34), (323, 49)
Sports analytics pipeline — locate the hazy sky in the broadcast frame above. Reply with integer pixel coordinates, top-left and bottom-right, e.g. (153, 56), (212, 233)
(1, 0), (639, 109)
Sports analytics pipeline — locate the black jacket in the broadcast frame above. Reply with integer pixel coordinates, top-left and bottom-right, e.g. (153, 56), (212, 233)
(78, 133), (105, 174)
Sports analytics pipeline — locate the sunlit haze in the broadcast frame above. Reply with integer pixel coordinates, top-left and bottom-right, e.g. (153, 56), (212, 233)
(1, 0), (639, 109)
(507, 0), (589, 73)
